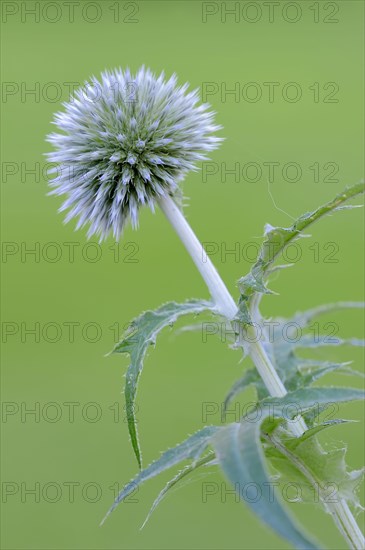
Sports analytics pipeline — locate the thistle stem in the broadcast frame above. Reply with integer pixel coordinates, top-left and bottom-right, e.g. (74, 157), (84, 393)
(158, 196), (237, 320)
(158, 194), (364, 550)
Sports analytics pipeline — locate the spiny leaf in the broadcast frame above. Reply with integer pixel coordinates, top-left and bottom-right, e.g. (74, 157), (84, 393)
(211, 422), (319, 549)
(112, 299), (216, 467)
(258, 386), (365, 432)
(264, 421), (364, 507)
(261, 387), (365, 416)
(264, 420), (353, 460)
(236, 297), (255, 325)
(238, 182), (365, 300)
(290, 301), (365, 329)
(294, 335), (365, 349)
(282, 420), (356, 450)
(212, 388), (364, 547)
(224, 359), (363, 412)
(223, 367), (267, 413)
(101, 426), (219, 525)
(297, 362), (364, 390)
(141, 452), (215, 529)
(265, 303), (365, 392)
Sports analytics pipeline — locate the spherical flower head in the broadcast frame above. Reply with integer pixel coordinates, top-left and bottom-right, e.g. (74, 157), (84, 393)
(47, 67), (222, 240)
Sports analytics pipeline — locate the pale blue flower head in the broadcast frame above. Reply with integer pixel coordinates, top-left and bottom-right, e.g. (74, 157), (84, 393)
(47, 67), (222, 240)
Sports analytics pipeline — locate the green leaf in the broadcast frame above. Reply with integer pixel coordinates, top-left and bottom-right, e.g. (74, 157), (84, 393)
(224, 301), (364, 414)
(261, 387), (365, 416)
(223, 367), (268, 413)
(236, 297), (255, 325)
(294, 335), (365, 349)
(297, 361), (364, 389)
(141, 452), (215, 529)
(260, 384), (365, 429)
(211, 422), (319, 549)
(112, 300), (216, 467)
(264, 302), (365, 392)
(264, 421), (364, 507)
(290, 301), (365, 329)
(282, 420), (355, 450)
(101, 426), (219, 525)
(238, 182), (365, 300)
(213, 386), (364, 548)
(224, 363), (364, 425)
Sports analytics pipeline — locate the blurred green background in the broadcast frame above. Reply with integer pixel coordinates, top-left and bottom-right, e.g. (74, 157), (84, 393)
(1, 1), (364, 548)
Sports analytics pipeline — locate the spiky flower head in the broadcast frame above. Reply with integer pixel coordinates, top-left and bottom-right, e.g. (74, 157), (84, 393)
(47, 67), (222, 240)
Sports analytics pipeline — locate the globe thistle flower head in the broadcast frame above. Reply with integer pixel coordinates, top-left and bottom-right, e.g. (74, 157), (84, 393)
(47, 67), (222, 240)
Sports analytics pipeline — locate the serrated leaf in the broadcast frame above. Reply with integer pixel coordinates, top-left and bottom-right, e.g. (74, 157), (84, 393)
(223, 368), (268, 414)
(141, 452), (215, 529)
(236, 297), (254, 325)
(264, 419), (352, 453)
(294, 335), (365, 349)
(225, 301), (364, 412)
(264, 421), (364, 508)
(101, 426), (219, 525)
(261, 387), (365, 416)
(264, 302), (365, 392)
(277, 357), (363, 394)
(297, 361), (364, 389)
(211, 422), (319, 549)
(290, 301), (365, 329)
(112, 300), (216, 467)
(258, 386), (365, 433)
(213, 388), (364, 547)
(283, 420), (355, 450)
(238, 182), (365, 300)
(225, 357), (363, 411)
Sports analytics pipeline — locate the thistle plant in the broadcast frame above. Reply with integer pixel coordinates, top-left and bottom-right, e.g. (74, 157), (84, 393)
(47, 68), (365, 550)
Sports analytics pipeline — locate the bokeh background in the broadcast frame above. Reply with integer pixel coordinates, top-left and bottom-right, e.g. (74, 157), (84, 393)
(1, 1), (364, 548)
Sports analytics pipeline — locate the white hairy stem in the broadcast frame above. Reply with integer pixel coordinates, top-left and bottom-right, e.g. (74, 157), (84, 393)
(158, 194), (364, 550)
(158, 196), (238, 320)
